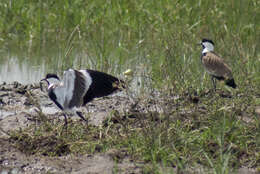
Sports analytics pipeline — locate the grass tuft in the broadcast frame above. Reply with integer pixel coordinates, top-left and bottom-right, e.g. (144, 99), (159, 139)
(0, 0), (259, 172)
(9, 90), (260, 172)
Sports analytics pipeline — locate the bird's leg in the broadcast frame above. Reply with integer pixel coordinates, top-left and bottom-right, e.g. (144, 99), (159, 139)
(211, 76), (216, 92)
(62, 113), (68, 131)
(76, 111), (88, 123)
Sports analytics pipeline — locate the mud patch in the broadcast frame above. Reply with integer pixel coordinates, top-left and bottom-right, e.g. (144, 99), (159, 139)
(0, 82), (258, 174)
(0, 82), (146, 173)
(0, 137), (141, 174)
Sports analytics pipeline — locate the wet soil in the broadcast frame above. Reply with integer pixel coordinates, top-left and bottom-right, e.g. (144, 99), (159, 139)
(0, 82), (258, 174)
(0, 82), (145, 173)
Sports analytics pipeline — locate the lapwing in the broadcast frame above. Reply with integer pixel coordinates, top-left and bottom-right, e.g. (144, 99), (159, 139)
(200, 38), (237, 90)
(40, 69), (124, 126)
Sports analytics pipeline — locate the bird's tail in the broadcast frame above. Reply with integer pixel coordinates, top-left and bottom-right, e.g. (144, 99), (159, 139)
(225, 78), (237, 88)
(112, 79), (126, 90)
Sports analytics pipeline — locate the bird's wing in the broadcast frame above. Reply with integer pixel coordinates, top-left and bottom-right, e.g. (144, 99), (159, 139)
(83, 70), (124, 100)
(202, 52), (233, 79)
(63, 69), (88, 108)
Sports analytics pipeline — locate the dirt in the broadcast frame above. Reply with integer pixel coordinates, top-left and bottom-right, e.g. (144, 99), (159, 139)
(0, 82), (258, 174)
(0, 82), (144, 173)
(0, 136), (140, 173)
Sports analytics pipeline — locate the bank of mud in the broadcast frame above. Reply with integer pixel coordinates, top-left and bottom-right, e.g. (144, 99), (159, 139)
(0, 82), (146, 173)
(0, 82), (258, 174)
(0, 81), (174, 173)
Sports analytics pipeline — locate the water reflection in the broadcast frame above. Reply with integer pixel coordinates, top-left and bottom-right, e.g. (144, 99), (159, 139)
(0, 57), (45, 84)
(0, 54), (148, 97)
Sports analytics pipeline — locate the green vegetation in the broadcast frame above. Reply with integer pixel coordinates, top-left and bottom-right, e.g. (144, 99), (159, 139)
(1, 0), (260, 173)
(10, 91), (260, 173)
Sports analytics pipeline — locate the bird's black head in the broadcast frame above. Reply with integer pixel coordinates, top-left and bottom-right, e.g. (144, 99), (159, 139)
(40, 73), (60, 86)
(201, 38), (214, 45)
(45, 73), (60, 80)
(200, 38), (215, 52)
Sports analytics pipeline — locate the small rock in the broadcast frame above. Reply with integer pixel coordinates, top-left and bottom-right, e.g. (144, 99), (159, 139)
(106, 149), (128, 161)
(88, 112), (108, 126)
(0, 92), (9, 97)
(14, 88), (27, 95)
(237, 167), (258, 174)
(0, 98), (5, 105)
(24, 98), (33, 106)
(0, 86), (6, 91)
(12, 81), (21, 88)
(255, 106), (260, 116)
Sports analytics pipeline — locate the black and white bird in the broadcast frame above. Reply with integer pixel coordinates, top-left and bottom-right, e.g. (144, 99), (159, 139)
(200, 38), (237, 90)
(40, 69), (124, 126)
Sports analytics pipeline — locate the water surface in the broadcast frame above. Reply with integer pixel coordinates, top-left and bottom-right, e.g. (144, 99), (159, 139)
(0, 57), (46, 84)
(0, 45), (146, 97)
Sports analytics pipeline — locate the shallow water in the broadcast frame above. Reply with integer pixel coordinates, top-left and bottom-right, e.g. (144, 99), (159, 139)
(0, 57), (46, 85)
(0, 45), (147, 102)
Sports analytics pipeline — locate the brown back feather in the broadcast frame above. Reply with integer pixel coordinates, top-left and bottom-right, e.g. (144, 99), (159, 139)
(202, 52), (233, 79)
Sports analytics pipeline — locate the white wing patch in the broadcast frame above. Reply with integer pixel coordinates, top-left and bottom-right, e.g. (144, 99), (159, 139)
(63, 69), (76, 109)
(79, 70), (92, 92)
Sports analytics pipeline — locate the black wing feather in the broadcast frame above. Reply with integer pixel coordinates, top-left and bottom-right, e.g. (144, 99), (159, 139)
(83, 70), (124, 105)
(68, 70), (87, 108)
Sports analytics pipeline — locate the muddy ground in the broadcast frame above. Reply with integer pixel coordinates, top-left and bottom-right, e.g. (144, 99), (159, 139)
(0, 82), (148, 174)
(0, 82), (258, 174)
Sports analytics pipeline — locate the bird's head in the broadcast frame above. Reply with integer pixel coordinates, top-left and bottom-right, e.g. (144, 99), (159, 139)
(40, 73), (60, 88)
(200, 38), (214, 53)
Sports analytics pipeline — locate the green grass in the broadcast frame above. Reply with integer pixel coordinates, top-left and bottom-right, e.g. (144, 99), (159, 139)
(1, 0), (260, 173)
(0, 0), (259, 85)
(10, 90), (260, 173)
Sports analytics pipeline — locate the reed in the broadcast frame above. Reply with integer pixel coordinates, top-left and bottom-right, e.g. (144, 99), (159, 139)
(3, 0), (260, 173)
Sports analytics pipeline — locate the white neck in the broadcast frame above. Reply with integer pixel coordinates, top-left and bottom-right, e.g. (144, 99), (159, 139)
(202, 47), (211, 54)
(47, 78), (60, 89)
(202, 42), (214, 54)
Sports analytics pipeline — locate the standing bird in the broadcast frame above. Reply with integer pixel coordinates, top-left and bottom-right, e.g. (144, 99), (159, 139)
(200, 38), (237, 90)
(40, 69), (124, 126)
